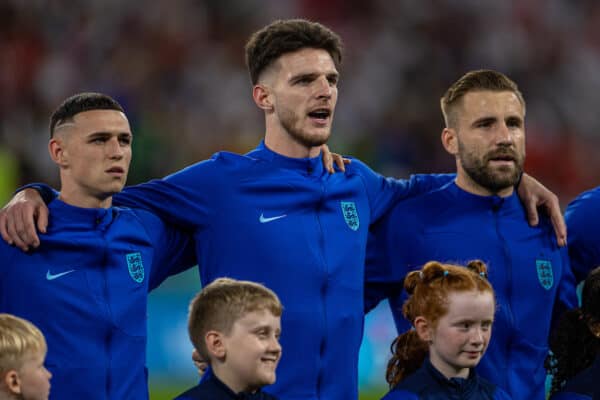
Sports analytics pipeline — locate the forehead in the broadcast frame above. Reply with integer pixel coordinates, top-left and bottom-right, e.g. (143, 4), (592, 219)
(66, 109), (131, 135)
(234, 309), (281, 329)
(459, 90), (524, 119)
(443, 290), (495, 319)
(275, 48), (337, 76)
(21, 348), (46, 364)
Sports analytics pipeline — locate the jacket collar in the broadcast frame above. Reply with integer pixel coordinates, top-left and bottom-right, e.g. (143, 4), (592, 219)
(247, 141), (324, 176)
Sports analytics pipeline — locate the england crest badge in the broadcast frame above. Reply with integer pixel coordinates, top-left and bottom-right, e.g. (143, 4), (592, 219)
(126, 252), (145, 283)
(341, 201), (359, 231)
(535, 259), (553, 290)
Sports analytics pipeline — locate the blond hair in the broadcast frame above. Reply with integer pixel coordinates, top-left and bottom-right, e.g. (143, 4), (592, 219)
(0, 314), (46, 374)
(188, 278), (282, 360)
(440, 69), (525, 128)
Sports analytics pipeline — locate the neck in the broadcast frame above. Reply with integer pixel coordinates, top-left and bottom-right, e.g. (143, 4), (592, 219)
(454, 172), (514, 198)
(264, 118), (322, 159)
(264, 135), (321, 158)
(58, 187), (113, 209)
(429, 356), (470, 380)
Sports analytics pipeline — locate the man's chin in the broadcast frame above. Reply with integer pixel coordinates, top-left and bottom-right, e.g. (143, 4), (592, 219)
(102, 184), (126, 197)
(292, 130), (330, 148)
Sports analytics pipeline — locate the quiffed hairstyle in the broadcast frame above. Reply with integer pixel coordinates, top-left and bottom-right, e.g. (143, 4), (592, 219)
(49, 92), (124, 137)
(188, 278), (283, 360)
(546, 266), (600, 395)
(245, 18), (343, 84)
(386, 260), (494, 388)
(440, 69), (525, 128)
(0, 314), (47, 374)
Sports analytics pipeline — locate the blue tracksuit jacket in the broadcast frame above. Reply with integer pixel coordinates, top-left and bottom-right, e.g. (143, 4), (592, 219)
(565, 186), (600, 282)
(366, 182), (577, 400)
(380, 358), (512, 400)
(174, 373), (279, 400)
(0, 198), (194, 399)
(110, 141), (451, 400)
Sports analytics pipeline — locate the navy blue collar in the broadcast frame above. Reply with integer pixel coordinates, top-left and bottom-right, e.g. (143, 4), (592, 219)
(247, 141), (324, 176)
(191, 373), (275, 399)
(447, 181), (522, 211)
(424, 358), (478, 395)
(48, 198), (117, 230)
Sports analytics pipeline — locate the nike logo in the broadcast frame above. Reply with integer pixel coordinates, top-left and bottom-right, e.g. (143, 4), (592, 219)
(46, 269), (76, 281)
(259, 213), (287, 223)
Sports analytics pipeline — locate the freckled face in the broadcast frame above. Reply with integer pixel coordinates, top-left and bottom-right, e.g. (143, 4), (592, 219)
(427, 290), (495, 379)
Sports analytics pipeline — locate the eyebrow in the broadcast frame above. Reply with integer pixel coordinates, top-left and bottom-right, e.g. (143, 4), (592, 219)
(289, 71), (339, 83)
(87, 131), (132, 137)
(471, 116), (497, 126)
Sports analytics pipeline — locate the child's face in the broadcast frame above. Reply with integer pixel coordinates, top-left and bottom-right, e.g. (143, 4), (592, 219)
(221, 309), (282, 393)
(17, 350), (51, 400)
(426, 290), (495, 379)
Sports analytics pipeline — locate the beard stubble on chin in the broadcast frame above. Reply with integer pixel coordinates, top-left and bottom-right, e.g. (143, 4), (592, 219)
(459, 145), (524, 193)
(279, 107), (331, 148)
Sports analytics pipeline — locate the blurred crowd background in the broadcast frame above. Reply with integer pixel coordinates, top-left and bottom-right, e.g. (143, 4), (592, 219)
(2, 0), (600, 398)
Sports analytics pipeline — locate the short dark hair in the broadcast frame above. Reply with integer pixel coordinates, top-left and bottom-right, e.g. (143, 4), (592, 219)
(245, 19), (343, 85)
(49, 92), (125, 137)
(441, 69), (525, 128)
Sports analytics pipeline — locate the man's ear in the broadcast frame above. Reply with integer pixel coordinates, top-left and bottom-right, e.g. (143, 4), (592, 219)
(414, 316), (433, 343)
(4, 370), (22, 395)
(48, 137), (68, 167)
(252, 84), (274, 112)
(205, 330), (226, 359)
(441, 128), (458, 156)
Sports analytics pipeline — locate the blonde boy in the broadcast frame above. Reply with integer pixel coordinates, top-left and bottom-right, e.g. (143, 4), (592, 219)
(175, 278), (282, 400)
(0, 314), (51, 400)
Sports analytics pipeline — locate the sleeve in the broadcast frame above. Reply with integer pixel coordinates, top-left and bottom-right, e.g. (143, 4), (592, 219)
(350, 158), (453, 223)
(364, 213), (402, 313)
(388, 291), (413, 334)
(134, 210), (198, 291)
(113, 159), (220, 231)
(551, 247), (578, 334)
(0, 241), (16, 282)
(364, 203), (415, 318)
(15, 183), (58, 204)
(565, 189), (600, 283)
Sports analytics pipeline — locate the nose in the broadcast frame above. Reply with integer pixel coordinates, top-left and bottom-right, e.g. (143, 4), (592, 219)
(270, 335), (282, 355)
(107, 137), (124, 159)
(314, 76), (332, 99)
(470, 327), (484, 346)
(495, 123), (514, 145)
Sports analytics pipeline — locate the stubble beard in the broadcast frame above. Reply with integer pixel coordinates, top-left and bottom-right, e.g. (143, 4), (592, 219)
(458, 141), (523, 194)
(279, 108), (331, 149)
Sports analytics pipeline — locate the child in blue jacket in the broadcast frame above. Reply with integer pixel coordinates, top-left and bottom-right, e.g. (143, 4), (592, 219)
(174, 278), (282, 400)
(546, 266), (600, 400)
(381, 261), (511, 400)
